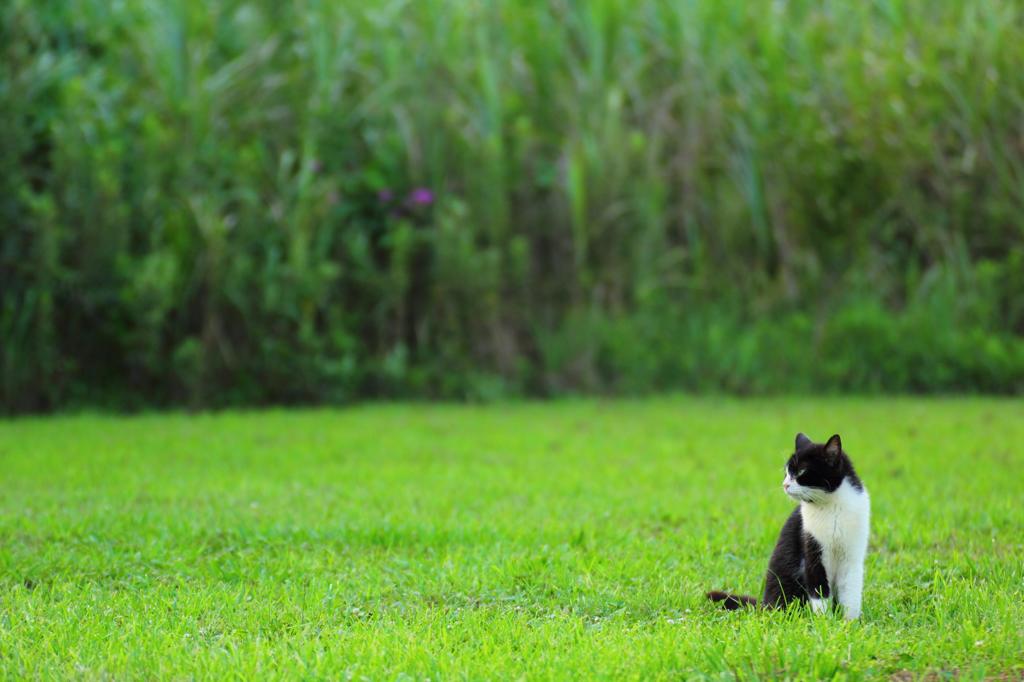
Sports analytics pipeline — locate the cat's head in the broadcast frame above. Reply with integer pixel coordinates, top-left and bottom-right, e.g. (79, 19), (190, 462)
(782, 433), (861, 502)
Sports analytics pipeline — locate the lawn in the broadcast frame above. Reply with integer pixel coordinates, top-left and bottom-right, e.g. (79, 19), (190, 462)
(1, 398), (1021, 679)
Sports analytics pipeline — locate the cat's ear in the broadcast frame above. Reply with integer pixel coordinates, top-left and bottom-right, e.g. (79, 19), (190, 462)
(824, 434), (842, 463)
(795, 433), (812, 450)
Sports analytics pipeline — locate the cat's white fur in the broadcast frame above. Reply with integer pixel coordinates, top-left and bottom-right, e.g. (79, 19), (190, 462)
(784, 476), (870, 619)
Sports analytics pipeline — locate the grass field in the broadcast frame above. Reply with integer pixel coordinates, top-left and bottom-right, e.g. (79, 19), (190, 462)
(1, 398), (1022, 679)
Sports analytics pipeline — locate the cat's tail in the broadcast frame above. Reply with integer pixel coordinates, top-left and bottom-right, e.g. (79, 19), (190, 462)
(706, 591), (758, 610)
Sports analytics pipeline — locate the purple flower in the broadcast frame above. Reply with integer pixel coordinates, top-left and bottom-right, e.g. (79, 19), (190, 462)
(378, 189), (394, 202)
(408, 188), (434, 206)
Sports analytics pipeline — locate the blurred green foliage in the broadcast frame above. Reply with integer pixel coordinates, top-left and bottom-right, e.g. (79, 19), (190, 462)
(2, 0), (1023, 411)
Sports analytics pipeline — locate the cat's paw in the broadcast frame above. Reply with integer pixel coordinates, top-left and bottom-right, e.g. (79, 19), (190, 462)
(809, 597), (829, 614)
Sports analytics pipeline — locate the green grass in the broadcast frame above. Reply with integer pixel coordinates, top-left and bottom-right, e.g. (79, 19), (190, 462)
(1, 398), (1022, 679)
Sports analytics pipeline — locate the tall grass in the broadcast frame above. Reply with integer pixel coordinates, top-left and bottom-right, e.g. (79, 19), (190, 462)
(3, 0), (1024, 411)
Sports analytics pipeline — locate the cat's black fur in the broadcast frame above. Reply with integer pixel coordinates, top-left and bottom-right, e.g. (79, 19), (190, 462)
(707, 432), (862, 610)
(786, 432), (862, 494)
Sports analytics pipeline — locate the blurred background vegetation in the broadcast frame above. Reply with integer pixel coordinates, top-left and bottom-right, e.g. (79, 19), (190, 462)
(3, 0), (1024, 412)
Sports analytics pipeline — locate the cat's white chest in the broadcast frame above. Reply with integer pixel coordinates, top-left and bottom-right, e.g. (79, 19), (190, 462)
(801, 479), (870, 595)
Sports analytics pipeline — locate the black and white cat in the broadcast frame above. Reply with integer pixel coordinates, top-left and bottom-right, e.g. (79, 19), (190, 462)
(707, 433), (870, 619)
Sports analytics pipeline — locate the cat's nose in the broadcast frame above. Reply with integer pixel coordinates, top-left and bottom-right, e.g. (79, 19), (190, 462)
(783, 482), (790, 491)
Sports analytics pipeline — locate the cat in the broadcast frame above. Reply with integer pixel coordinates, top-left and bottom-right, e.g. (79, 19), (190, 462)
(707, 432), (870, 619)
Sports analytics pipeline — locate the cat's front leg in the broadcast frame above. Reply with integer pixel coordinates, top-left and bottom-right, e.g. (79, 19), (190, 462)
(802, 536), (830, 615)
(834, 564), (864, 620)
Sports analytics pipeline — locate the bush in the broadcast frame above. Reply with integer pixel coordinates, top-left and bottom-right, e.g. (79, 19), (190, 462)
(2, 0), (1023, 411)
